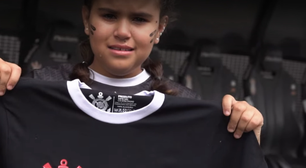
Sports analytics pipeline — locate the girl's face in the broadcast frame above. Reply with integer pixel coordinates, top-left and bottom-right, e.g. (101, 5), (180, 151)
(82, 0), (167, 78)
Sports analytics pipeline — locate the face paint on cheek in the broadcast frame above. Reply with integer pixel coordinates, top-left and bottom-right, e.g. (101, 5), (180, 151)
(149, 30), (157, 43)
(150, 30), (157, 37)
(90, 24), (96, 35)
(91, 24), (96, 31)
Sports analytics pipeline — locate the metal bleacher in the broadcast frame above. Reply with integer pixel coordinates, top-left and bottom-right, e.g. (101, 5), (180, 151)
(0, 35), (20, 64)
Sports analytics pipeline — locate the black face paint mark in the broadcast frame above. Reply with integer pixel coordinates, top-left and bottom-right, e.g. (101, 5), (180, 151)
(150, 30), (157, 37)
(90, 25), (96, 31)
(149, 29), (158, 43)
(89, 24), (96, 35)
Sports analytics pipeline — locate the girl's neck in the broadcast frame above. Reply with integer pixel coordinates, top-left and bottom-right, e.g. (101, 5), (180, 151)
(88, 67), (151, 87)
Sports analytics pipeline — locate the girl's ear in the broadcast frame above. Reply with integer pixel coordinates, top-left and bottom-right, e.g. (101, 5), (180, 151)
(82, 6), (90, 36)
(154, 16), (169, 44)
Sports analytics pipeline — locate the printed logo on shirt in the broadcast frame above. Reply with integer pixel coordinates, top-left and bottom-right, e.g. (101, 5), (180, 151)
(89, 92), (112, 112)
(43, 159), (81, 168)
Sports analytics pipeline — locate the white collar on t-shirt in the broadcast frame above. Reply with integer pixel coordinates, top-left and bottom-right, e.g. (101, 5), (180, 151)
(66, 79), (165, 124)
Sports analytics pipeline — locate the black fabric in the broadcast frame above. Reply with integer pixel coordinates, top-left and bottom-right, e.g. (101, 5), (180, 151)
(0, 78), (267, 168)
(28, 63), (200, 100)
(264, 155), (281, 168)
(244, 64), (305, 168)
(89, 79), (152, 95)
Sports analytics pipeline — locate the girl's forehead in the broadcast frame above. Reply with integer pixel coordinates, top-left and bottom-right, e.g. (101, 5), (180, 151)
(92, 0), (160, 9)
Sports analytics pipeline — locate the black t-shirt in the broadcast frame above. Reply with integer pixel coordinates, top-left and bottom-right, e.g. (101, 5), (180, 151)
(0, 78), (267, 168)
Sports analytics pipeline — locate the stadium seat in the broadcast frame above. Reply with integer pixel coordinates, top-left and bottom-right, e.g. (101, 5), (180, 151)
(295, 72), (306, 167)
(23, 20), (82, 75)
(244, 45), (305, 168)
(302, 82), (306, 157)
(179, 39), (241, 101)
(0, 49), (9, 62)
(0, 34), (20, 64)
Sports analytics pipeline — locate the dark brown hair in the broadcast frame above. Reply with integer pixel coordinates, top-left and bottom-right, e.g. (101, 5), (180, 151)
(70, 0), (178, 95)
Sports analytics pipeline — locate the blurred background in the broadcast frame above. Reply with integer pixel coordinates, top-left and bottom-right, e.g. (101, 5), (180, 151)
(1, 0), (306, 167)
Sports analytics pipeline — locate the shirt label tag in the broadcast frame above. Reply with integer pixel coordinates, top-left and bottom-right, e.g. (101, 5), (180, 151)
(82, 90), (152, 113)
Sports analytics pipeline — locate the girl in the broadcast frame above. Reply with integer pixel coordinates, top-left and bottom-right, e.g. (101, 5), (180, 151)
(0, 0), (263, 143)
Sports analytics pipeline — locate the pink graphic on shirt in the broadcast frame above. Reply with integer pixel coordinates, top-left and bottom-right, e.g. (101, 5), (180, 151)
(43, 159), (82, 168)
(43, 163), (52, 168)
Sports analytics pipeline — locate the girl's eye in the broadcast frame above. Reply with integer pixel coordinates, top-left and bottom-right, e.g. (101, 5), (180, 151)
(102, 14), (117, 20)
(133, 17), (148, 23)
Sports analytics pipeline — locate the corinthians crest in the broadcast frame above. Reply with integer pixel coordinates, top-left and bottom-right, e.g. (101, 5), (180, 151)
(89, 92), (112, 111)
